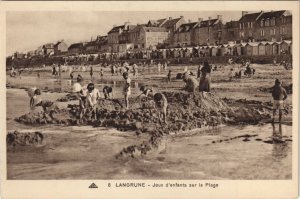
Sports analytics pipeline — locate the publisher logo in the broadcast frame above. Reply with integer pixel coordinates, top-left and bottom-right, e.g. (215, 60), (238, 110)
(89, 183), (98, 188)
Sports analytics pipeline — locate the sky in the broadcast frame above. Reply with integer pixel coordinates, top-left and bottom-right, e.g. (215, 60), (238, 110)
(6, 11), (245, 56)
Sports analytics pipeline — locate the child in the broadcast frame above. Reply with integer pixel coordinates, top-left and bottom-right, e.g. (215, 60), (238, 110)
(103, 86), (113, 99)
(72, 81), (87, 123)
(86, 83), (101, 120)
(77, 74), (83, 82)
(70, 71), (74, 80)
(122, 72), (131, 109)
(153, 93), (168, 124)
(100, 68), (104, 77)
(138, 86), (153, 98)
(228, 68), (234, 81)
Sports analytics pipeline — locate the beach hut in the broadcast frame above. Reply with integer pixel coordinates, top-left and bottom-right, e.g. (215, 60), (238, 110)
(209, 46), (218, 56)
(272, 42), (280, 55)
(237, 43), (247, 55)
(280, 40), (292, 54)
(248, 42), (259, 56)
(265, 42), (274, 55)
(258, 42), (267, 56)
(218, 44), (226, 56)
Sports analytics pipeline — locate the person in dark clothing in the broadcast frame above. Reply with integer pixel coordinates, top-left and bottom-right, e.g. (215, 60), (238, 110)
(70, 71), (74, 80)
(77, 74), (83, 82)
(199, 61), (211, 92)
(272, 79), (288, 123)
(90, 66), (93, 80)
(138, 86), (153, 98)
(103, 86), (113, 99)
(167, 70), (172, 83)
(197, 64), (201, 78)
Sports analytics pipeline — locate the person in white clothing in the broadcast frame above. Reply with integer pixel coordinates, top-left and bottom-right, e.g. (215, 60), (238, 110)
(86, 83), (101, 120)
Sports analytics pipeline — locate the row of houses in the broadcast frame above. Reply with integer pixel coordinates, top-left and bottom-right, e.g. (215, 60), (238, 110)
(15, 10), (292, 59)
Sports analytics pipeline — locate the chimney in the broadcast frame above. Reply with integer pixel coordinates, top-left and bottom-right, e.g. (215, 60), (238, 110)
(198, 18), (203, 23)
(242, 11), (248, 17)
(113, 24), (116, 28)
(188, 19), (191, 23)
(180, 16), (184, 18)
(169, 17), (172, 20)
(217, 15), (222, 21)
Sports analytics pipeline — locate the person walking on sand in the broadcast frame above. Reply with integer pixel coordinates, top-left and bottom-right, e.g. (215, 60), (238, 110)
(228, 68), (234, 81)
(100, 68), (104, 78)
(167, 70), (172, 83)
(157, 62), (161, 73)
(70, 71), (74, 81)
(153, 93), (168, 125)
(197, 64), (202, 79)
(90, 66), (94, 80)
(86, 83), (101, 120)
(122, 72), (131, 109)
(133, 64), (138, 78)
(272, 79), (288, 123)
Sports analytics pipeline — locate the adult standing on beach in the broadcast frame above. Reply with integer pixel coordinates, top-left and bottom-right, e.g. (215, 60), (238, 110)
(272, 79), (288, 123)
(199, 61), (211, 92)
(90, 66), (94, 80)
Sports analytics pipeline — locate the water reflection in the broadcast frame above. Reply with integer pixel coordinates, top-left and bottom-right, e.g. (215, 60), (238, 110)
(272, 123), (288, 160)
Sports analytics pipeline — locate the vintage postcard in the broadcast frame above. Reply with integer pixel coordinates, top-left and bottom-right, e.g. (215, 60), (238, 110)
(0, 1), (298, 198)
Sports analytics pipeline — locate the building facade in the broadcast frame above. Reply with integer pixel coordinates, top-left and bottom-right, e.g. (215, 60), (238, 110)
(173, 21), (199, 47)
(129, 25), (169, 50)
(238, 10), (292, 42)
(54, 40), (68, 55)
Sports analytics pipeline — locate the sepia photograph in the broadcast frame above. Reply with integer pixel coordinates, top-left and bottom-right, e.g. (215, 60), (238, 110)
(1, 1), (299, 198)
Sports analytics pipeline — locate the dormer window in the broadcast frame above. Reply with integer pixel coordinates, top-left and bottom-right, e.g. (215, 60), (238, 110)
(260, 20), (264, 27)
(265, 19), (270, 27)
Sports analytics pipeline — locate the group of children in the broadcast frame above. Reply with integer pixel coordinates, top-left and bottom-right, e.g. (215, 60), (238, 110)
(27, 59), (288, 126)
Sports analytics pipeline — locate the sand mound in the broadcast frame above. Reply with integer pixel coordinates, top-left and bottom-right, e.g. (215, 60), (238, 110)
(116, 130), (167, 159)
(16, 91), (277, 131)
(7, 131), (43, 147)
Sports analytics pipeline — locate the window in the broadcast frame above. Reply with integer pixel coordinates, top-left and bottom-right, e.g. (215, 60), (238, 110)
(239, 23), (242, 29)
(270, 29), (273, 35)
(281, 17), (286, 23)
(260, 29), (264, 36)
(250, 22), (253, 28)
(248, 22), (250, 28)
(260, 20), (264, 27)
(271, 18), (276, 26)
(283, 26), (286, 34)
(265, 19), (270, 27)
(273, 28), (276, 35)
